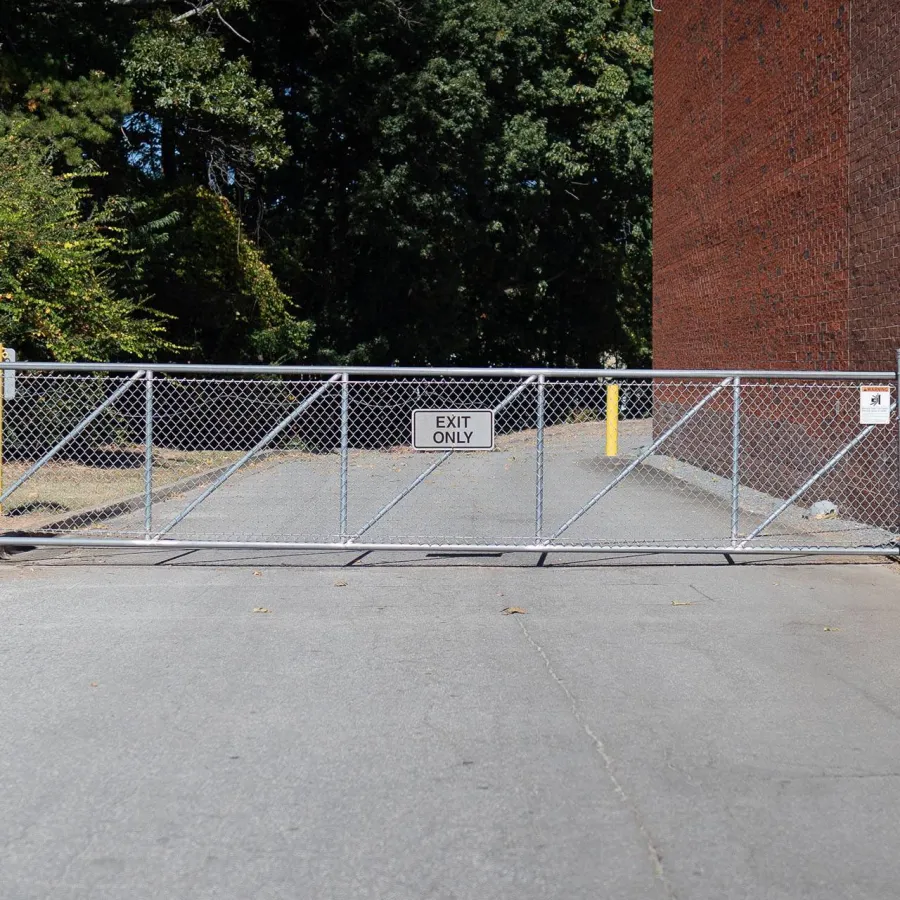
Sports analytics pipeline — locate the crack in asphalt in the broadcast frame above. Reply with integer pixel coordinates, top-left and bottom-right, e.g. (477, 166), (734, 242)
(515, 615), (678, 900)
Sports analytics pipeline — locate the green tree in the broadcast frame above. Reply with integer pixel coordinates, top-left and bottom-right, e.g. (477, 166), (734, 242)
(252, 0), (653, 365)
(0, 0), (652, 366)
(131, 186), (312, 362)
(1, 0), (306, 362)
(0, 133), (172, 360)
(123, 12), (288, 188)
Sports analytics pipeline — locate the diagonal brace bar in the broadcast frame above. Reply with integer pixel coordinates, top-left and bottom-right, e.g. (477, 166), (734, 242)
(348, 375), (538, 543)
(154, 374), (341, 538)
(0, 370), (145, 505)
(348, 450), (452, 542)
(548, 377), (733, 542)
(739, 399), (898, 547)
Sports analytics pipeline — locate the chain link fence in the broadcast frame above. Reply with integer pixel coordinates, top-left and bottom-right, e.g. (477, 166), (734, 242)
(0, 362), (896, 556)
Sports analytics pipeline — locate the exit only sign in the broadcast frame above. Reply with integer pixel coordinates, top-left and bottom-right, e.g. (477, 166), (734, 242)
(412, 410), (494, 450)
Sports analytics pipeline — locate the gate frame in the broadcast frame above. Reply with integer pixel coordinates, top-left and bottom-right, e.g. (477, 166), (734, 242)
(0, 359), (896, 559)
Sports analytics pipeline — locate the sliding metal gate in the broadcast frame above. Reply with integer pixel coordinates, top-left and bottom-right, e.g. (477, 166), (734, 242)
(0, 361), (897, 556)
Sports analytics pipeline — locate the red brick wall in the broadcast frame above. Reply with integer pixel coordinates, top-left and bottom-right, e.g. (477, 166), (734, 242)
(849, 0), (900, 371)
(651, 1), (725, 367)
(653, 1), (852, 370)
(652, 3), (898, 533)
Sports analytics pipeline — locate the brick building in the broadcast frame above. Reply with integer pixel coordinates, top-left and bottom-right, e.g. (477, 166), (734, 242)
(652, 0), (899, 372)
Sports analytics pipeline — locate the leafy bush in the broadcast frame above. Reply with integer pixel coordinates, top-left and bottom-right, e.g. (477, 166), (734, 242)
(0, 132), (173, 360)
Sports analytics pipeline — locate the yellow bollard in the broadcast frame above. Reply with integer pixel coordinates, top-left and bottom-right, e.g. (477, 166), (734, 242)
(605, 383), (619, 457)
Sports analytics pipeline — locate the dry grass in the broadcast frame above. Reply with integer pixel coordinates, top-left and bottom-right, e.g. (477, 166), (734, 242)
(0, 448), (243, 532)
(496, 418), (652, 450)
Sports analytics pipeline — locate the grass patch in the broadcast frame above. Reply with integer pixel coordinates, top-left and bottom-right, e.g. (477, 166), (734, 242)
(0, 448), (243, 531)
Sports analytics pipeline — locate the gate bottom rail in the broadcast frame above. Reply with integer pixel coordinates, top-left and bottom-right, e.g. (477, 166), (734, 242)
(0, 535), (896, 557)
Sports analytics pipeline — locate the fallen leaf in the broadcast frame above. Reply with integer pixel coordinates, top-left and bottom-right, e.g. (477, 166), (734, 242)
(824, 626), (839, 632)
(253, 607), (270, 614)
(334, 579), (348, 587)
(501, 606), (526, 615)
(671, 600), (693, 607)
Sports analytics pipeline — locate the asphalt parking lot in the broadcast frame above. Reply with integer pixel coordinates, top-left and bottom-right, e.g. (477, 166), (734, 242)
(2, 550), (899, 899)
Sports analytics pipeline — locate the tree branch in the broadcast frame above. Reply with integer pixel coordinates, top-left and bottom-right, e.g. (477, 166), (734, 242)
(216, 7), (250, 42)
(172, 2), (216, 23)
(107, 0), (171, 7)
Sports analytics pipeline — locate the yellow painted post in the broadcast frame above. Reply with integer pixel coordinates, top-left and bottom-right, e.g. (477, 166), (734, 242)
(605, 383), (619, 457)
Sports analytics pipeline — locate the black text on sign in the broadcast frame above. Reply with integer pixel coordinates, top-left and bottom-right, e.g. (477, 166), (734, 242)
(412, 410), (494, 450)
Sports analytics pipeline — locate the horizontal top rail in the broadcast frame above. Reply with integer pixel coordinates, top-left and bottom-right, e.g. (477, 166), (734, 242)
(0, 362), (895, 380)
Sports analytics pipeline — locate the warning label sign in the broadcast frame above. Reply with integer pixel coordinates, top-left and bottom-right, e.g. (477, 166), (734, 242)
(860, 386), (891, 425)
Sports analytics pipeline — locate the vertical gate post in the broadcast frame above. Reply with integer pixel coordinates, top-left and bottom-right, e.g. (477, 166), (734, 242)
(731, 376), (741, 546)
(144, 369), (154, 538)
(0, 346), (5, 518)
(535, 374), (545, 540)
(339, 372), (350, 541)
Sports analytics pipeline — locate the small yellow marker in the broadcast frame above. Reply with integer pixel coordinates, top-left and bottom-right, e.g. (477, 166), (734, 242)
(605, 383), (619, 457)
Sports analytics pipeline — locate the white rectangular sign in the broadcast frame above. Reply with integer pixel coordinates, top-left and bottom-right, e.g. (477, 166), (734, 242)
(860, 385), (891, 425)
(412, 410), (494, 450)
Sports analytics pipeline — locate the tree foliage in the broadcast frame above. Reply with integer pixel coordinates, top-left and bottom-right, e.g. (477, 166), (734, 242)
(135, 186), (313, 361)
(124, 15), (289, 188)
(0, 0), (652, 365)
(0, 133), (172, 360)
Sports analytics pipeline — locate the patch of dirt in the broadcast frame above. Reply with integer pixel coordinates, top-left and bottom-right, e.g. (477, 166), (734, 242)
(0, 448), (243, 532)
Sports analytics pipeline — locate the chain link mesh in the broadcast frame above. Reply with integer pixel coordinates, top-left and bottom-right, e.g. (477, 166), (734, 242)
(0, 368), (896, 552)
